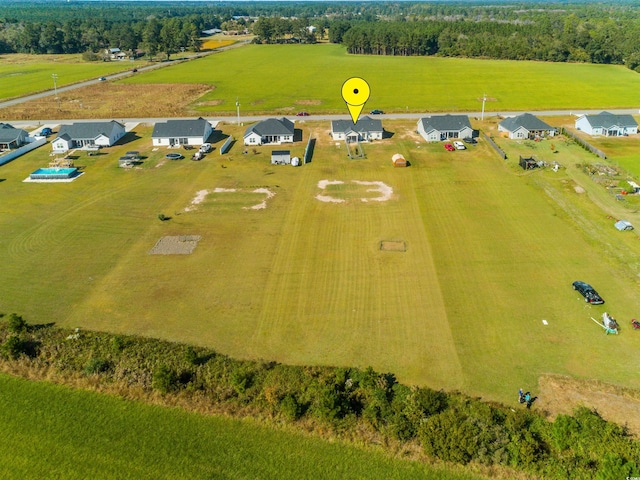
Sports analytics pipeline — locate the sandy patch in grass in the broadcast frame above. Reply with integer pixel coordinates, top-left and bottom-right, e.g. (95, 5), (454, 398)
(149, 235), (202, 255)
(295, 99), (322, 105)
(315, 180), (393, 203)
(539, 374), (640, 436)
(353, 180), (393, 202)
(574, 185), (585, 194)
(0, 83), (212, 120)
(245, 188), (275, 210)
(184, 187), (275, 211)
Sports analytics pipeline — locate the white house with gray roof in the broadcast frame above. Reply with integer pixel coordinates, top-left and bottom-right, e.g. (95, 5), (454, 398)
(417, 115), (473, 142)
(51, 121), (126, 152)
(244, 118), (294, 146)
(498, 113), (556, 139)
(331, 116), (383, 142)
(0, 123), (28, 150)
(152, 117), (214, 147)
(575, 112), (638, 136)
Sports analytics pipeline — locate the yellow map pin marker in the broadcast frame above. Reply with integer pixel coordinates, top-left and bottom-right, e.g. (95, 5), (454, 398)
(342, 77), (370, 124)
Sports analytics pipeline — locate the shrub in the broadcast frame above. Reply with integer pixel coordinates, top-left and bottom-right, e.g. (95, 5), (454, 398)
(152, 364), (179, 394)
(279, 394), (301, 420)
(84, 357), (112, 375)
(7, 313), (27, 334)
(158, 213), (167, 221)
(2, 335), (25, 360)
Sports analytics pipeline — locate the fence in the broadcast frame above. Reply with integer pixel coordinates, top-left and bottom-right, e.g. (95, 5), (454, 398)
(219, 135), (233, 155)
(0, 136), (47, 166)
(303, 136), (315, 164)
(560, 127), (606, 159)
(482, 133), (506, 160)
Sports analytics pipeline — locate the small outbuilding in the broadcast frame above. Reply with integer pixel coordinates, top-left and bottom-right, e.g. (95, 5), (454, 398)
(271, 150), (291, 165)
(614, 220), (634, 231)
(519, 156), (538, 170)
(392, 153), (407, 167)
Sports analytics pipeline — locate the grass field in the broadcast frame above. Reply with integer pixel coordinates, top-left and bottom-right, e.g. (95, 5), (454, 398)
(121, 44), (640, 114)
(0, 53), (144, 101)
(1, 119), (640, 406)
(0, 373), (481, 480)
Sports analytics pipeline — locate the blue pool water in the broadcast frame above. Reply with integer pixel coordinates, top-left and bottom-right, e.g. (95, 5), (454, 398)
(30, 167), (79, 180)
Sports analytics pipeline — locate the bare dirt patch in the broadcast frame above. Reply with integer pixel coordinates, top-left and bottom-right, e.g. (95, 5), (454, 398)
(0, 83), (212, 120)
(149, 235), (202, 255)
(295, 99), (322, 105)
(538, 374), (640, 436)
(380, 240), (407, 252)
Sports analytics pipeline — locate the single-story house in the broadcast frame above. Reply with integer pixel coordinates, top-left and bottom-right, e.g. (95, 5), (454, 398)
(417, 115), (473, 142)
(51, 121), (126, 152)
(271, 150), (291, 165)
(331, 116), (383, 142)
(152, 118), (214, 147)
(0, 123), (29, 150)
(244, 118), (294, 146)
(575, 112), (638, 136)
(498, 113), (557, 139)
(105, 48), (127, 60)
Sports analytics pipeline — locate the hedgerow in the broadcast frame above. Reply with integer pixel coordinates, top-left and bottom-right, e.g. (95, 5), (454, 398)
(1, 315), (638, 479)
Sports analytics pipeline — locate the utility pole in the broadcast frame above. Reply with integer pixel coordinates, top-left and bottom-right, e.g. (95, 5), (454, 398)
(481, 93), (487, 121)
(236, 98), (240, 125)
(52, 73), (60, 110)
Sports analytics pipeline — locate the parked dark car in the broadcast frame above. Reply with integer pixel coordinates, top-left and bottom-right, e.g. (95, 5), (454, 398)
(296, 112), (309, 116)
(40, 127), (53, 137)
(99, 77), (106, 81)
(572, 281), (604, 304)
(370, 109), (384, 114)
(463, 137), (477, 144)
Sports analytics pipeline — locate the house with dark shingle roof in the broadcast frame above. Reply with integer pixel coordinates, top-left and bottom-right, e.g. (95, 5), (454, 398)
(575, 112), (638, 136)
(498, 113), (556, 139)
(331, 116), (383, 142)
(244, 118), (294, 146)
(152, 118), (214, 147)
(0, 123), (28, 150)
(51, 121), (126, 152)
(417, 115), (473, 142)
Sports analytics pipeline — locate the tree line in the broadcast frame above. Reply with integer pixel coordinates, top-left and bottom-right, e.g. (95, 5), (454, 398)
(333, 13), (640, 72)
(1, 315), (639, 479)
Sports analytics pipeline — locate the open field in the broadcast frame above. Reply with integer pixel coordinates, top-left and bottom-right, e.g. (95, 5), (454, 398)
(0, 53), (146, 101)
(120, 44), (640, 114)
(0, 83), (212, 120)
(0, 373), (481, 480)
(1, 119), (640, 407)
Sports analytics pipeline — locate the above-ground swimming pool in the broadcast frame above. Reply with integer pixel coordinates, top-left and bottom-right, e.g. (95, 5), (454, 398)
(30, 167), (79, 180)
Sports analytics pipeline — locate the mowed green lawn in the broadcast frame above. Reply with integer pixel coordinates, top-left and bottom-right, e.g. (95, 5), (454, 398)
(1, 121), (639, 404)
(0, 374), (481, 480)
(122, 44), (640, 114)
(0, 54), (140, 100)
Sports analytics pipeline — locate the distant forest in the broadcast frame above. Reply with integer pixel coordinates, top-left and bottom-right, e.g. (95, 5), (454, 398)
(1, 1), (640, 71)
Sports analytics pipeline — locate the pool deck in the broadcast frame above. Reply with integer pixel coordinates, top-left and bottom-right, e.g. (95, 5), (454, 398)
(23, 172), (84, 183)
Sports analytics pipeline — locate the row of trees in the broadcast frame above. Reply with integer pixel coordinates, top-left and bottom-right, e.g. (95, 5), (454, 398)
(1, 316), (639, 479)
(334, 15), (640, 70)
(0, 16), (209, 59)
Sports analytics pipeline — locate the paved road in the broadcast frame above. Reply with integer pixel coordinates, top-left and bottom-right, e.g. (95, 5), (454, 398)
(7, 108), (640, 129)
(0, 40), (251, 111)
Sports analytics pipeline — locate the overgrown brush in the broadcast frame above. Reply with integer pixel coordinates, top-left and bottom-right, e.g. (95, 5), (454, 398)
(0, 315), (638, 479)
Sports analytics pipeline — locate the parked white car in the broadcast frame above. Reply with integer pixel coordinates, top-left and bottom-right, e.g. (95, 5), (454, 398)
(453, 141), (466, 150)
